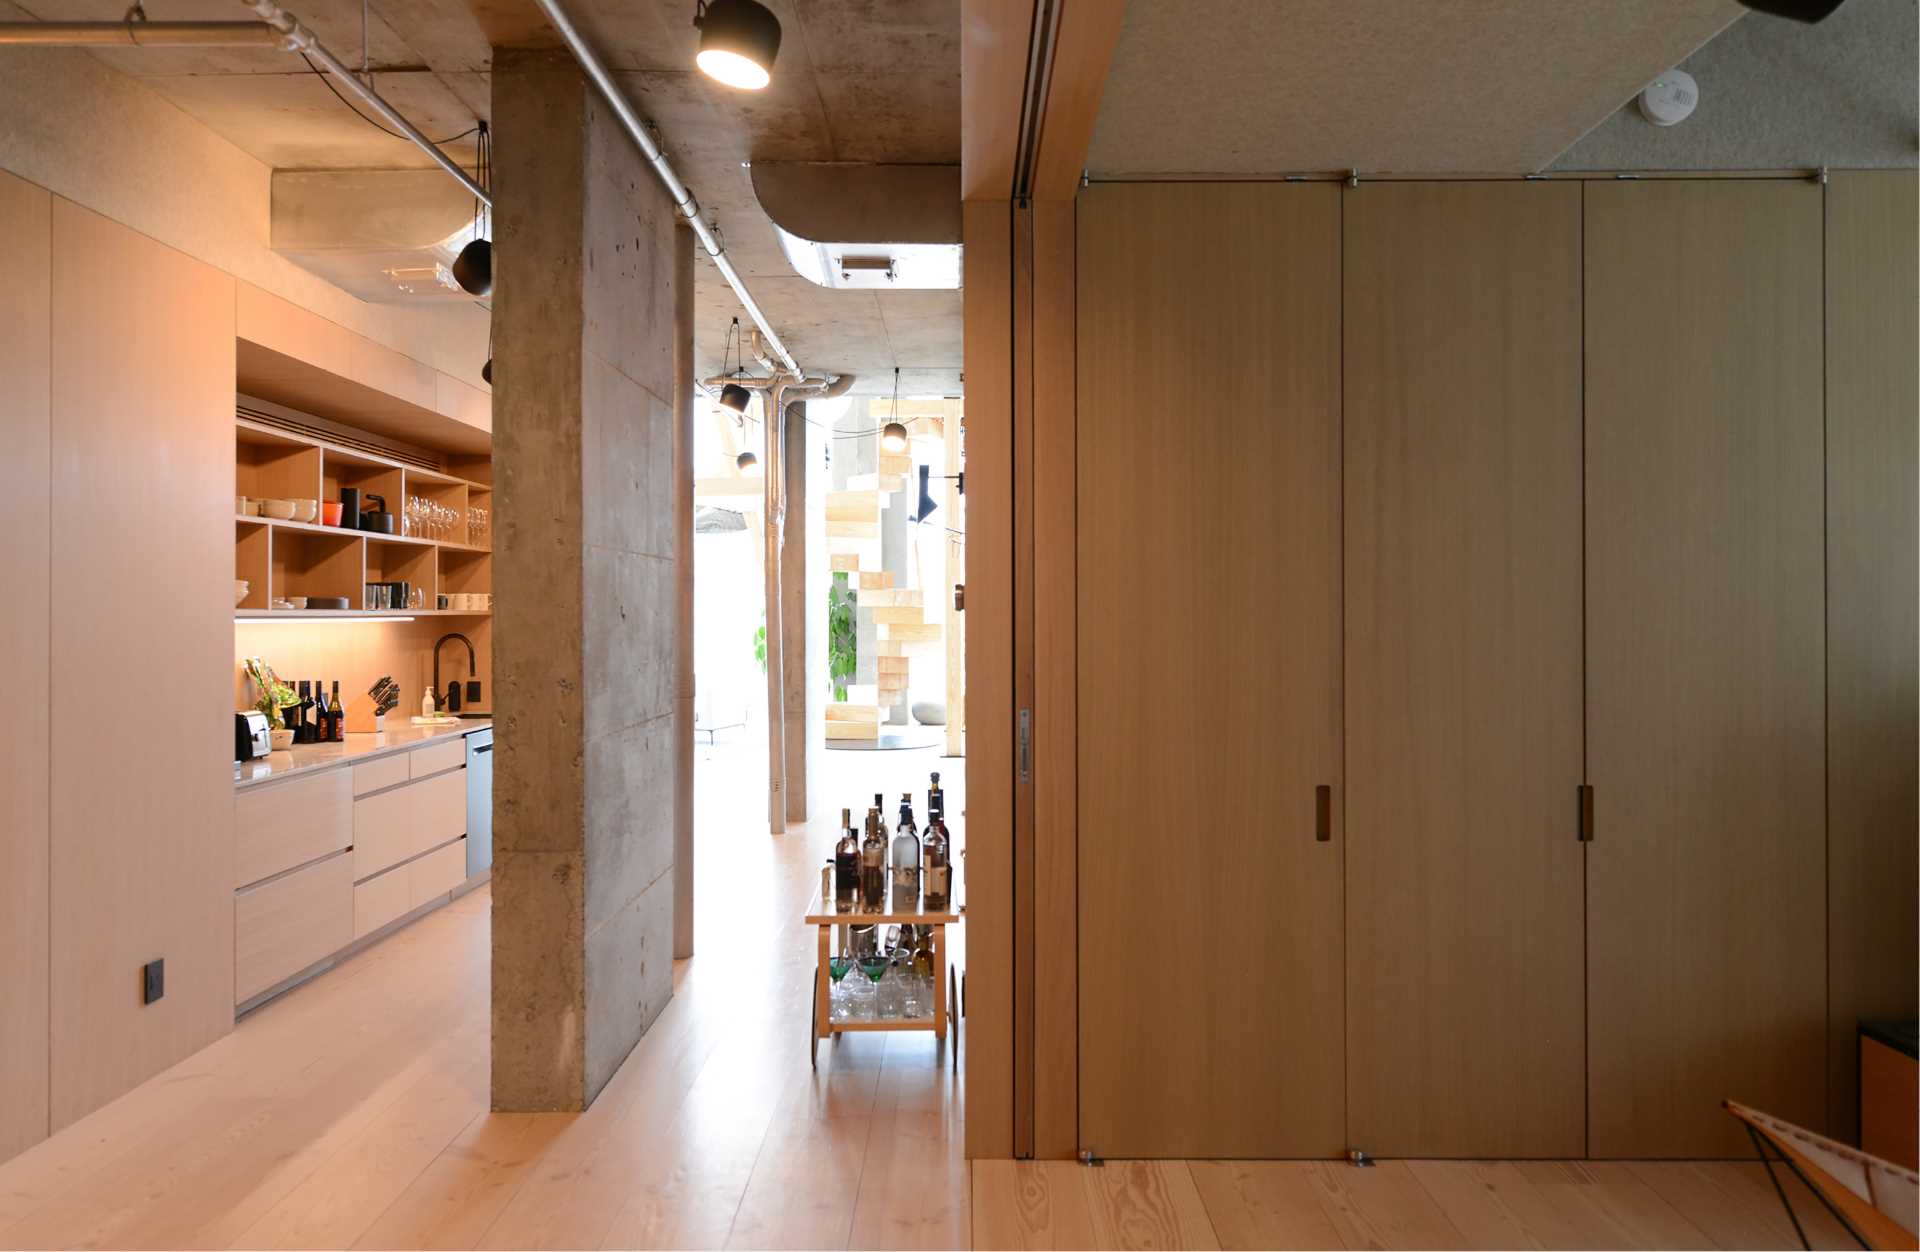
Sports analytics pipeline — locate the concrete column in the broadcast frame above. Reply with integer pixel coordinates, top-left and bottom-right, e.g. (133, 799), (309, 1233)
(490, 48), (679, 1111)
(672, 226), (695, 960)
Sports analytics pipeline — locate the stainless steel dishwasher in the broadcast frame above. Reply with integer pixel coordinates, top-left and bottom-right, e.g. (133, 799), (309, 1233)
(465, 726), (493, 877)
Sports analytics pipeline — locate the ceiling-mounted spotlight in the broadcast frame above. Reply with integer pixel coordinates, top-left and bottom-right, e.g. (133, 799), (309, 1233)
(693, 0), (781, 90)
(716, 316), (757, 414)
(737, 450), (762, 476)
(720, 382), (752, 414)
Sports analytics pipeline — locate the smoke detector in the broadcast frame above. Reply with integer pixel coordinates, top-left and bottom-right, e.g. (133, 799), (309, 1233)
(1638, 70), (1700, 127)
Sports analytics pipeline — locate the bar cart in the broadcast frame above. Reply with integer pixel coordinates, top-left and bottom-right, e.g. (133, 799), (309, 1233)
(805, 883), (961, 1069)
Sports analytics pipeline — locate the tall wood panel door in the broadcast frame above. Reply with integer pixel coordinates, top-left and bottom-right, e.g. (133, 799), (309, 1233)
(1343, 182), (1586, 1158)
(1077, 183), (1344, 1158)
(1823, 170), (1918, 1144)
(1584, 180), (1826, 1158)
(0, 170), (52, 1165)
(49, 202), (236, 1131)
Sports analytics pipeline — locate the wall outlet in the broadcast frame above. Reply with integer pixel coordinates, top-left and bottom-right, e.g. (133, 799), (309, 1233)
(142, 958), (164, 1005)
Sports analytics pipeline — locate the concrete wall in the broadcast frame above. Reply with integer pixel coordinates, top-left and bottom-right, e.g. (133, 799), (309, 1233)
(491, 48), (679, 1110)
(1552, 0), (1918, 171)
(0, 30), (489, 386)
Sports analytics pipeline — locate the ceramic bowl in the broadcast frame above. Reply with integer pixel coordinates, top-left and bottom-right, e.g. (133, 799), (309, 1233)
(269, 727), (294, 751)
(261, 498), (296, 520)
(271, 597), (294, 610)
(234, 579), (250, 607)
(288, 596), (309, 610)
(290, 498), (319, 523)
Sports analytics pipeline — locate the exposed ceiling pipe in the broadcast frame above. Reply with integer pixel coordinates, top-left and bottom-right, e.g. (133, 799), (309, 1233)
(239, 0), (489, 207)
(527, 0), (804, 379)
(0, 21), (284, 45)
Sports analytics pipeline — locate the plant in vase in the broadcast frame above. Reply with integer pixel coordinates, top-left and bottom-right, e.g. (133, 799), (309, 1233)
(244, 657), (301, 747)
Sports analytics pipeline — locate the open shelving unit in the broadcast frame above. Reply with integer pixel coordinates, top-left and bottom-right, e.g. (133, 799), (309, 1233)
(235, 416), (494, 619)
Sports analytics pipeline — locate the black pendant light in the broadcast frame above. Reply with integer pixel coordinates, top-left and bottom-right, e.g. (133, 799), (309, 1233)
(693, 0), (781, 90)
(452, 121), (493, 296)
(737, 450), (761, 476)
(881, 367), (909, 453)
(717, 317), (754, 415)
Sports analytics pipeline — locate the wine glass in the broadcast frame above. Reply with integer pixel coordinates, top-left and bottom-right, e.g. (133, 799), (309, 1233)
(827, 953), (855, 1021)
(855, 953), (888, 1020)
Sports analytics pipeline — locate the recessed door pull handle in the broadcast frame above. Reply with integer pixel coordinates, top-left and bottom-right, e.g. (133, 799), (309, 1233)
(1315, 785), (1331, 842)
(1578, 784), (1594, 842)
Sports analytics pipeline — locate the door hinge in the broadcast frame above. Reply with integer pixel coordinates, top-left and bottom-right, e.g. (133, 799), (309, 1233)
(1017, 708), (1032, 784)
(1578, 784), (1595, 842)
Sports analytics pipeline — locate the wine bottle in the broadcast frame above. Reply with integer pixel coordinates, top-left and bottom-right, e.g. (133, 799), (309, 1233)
(833, 808), (859, 910)
(294, 680), (312, 743)
(891, 792), (921, 908)
(923, 781), (951, 911)
(859, 808), (886, 911)
(328, 680), (344, 741)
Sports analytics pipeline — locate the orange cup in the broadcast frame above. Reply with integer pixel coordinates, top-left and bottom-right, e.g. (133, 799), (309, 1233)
(320, 501), (345, 527)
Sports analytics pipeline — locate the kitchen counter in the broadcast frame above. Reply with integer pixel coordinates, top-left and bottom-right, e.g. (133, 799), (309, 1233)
(236, 719), (490, 790)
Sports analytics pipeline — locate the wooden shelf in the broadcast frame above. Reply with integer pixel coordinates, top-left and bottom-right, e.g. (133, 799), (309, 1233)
(236, 609), (492, 620)
(237, 417), (492, 494)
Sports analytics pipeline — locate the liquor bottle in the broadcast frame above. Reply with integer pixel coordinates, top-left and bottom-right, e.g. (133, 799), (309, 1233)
(912, 924), (935, 979)
(328, 681), (344, 741)
(833, 808), (859, 910)
(923, 781), (951, 911)
(294, 680), (312, 743)
(314, 679), (326, 740)
(872, 793), (891, 880)
(891, 793), (921, 908)
(859, 808), (886, 910)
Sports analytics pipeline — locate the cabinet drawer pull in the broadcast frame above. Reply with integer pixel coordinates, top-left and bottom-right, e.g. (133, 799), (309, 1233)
(1315, 785), (1331, 842)
(1578, 784), (1595, 842)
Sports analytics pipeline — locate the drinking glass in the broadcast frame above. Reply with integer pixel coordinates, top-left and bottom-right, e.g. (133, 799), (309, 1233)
(878, 957), (907, 1019)
(856, 954), (888, 1021)
(828, 953), (855, 1022)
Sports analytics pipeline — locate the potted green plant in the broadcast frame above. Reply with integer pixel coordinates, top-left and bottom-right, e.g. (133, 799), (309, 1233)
(244, 657), (302, 749)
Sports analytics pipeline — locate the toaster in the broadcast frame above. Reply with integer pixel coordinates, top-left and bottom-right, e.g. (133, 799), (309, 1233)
(235, 710), (271, 762)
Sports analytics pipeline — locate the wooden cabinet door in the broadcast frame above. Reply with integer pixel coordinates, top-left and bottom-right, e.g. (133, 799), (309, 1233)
(1584, 180), (1827, 1157)
(1343, 182), (1587, 1157)
(1076, 183), (1344, 1158)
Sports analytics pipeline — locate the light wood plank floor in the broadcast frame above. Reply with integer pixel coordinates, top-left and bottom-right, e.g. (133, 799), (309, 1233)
(0, 736), (1857, 1250)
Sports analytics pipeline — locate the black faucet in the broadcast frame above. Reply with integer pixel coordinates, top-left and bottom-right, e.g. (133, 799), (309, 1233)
(432, 633), (477, 712)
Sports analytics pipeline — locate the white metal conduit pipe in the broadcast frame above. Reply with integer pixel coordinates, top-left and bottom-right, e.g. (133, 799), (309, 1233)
(528, 0), (804, 379)
(241, 0), (488, 207)
(0, 21), (281, 45)
(0, 6), (490, 210)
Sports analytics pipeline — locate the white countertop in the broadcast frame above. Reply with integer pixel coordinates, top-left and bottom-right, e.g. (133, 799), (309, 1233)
(235, 719), (490, 790)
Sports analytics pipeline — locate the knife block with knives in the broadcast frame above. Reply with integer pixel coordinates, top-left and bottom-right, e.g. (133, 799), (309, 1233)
(345, 676), (400, 734)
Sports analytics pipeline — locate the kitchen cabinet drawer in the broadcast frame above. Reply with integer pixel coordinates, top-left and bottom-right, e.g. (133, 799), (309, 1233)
(411, 768), (467, 846)
(352, 782), (415, 880)
(235, 849), (352, 1002)
(410, 737), (465, 779)
(352, 753), (410, 797)
(353, 866), (410, 940)
(234, 770), (351, 889)
(408, 838), (467, 908)
(352, 769), (466, 881)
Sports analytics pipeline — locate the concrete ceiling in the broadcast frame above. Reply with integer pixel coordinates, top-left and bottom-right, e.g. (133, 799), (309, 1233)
(14, 0), (961, 395)
(1087, 0), (1748, 177)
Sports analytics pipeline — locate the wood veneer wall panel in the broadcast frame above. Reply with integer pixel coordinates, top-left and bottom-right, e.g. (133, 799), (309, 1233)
(1030, 198), (1078, 1159)
(1823, 170), (1919, 1144)
(963, 197), (1016, 1158)
(1343, 181), (1587, 1157)
(1076, 182), (1344, 1158)
(0, 170), (52, 1164)
(1584, 179), (1827, 1157)
(49, 200), (236, 1131)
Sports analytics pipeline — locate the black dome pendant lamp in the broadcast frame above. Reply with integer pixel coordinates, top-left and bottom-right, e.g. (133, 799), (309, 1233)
(453, 121), (493, 296)
(717, 317), (754, 415)
(693, 0), (781, 90)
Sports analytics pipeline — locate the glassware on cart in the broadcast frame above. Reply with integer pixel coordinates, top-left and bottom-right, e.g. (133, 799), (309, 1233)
(877, 957), (905, 1020)
(855, 953), (889, 1020)
(828, 953), (855, 1022)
